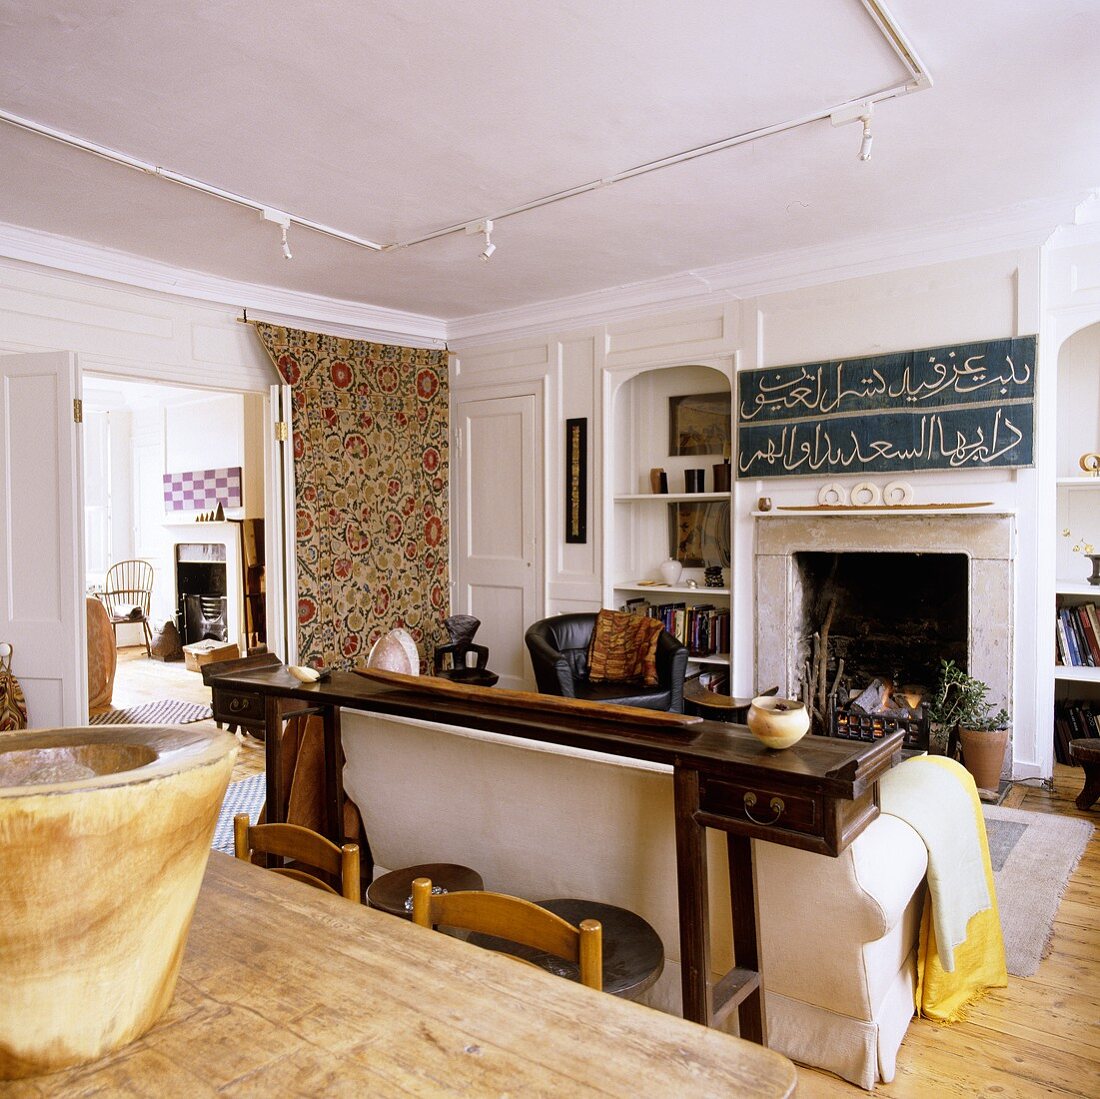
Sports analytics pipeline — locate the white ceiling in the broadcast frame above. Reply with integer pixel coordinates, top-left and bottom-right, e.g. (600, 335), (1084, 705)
(1, 1), (1099, 326)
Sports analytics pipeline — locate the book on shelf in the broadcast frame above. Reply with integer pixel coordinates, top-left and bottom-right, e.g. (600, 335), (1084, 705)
(1077, 604), (1100, 665)
(1057, 605), (1090, 666)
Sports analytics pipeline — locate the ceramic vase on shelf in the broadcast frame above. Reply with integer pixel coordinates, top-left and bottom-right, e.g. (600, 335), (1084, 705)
(1087, 553), (1100, 587)
(659, 558), (683, 585)
(746, 696), (810, 750)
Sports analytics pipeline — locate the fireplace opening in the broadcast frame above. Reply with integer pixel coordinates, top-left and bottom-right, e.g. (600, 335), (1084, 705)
(793, 551), (968, 743)
(176, 543), (228, 645)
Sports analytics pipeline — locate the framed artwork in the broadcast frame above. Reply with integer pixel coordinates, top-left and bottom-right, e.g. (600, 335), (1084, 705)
(565, 418), (587, 544)
(669, 391), (731, 456)
(669, 499), (730, 567)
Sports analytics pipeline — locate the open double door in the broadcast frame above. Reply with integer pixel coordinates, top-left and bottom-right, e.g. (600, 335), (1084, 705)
(0, 351), (294, 727)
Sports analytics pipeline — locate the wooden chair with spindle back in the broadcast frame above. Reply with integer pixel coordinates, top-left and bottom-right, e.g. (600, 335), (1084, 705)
(233, 814), (361, 902)
(100, 559), (155, 657)
(410, 877), (603, 991)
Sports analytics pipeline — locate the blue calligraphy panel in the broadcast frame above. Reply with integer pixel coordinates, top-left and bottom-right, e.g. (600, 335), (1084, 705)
(736, 336), (1036, 479)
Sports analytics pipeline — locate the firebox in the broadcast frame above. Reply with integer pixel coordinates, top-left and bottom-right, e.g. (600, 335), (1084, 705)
(176, 543), (228, 645)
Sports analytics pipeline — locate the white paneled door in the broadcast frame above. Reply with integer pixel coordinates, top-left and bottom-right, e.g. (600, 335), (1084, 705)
(0, 352), (85, 726)
(453, 392), (542, 690)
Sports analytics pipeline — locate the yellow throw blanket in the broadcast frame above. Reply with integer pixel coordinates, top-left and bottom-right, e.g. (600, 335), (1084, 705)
(880, 755), (1007, 1021)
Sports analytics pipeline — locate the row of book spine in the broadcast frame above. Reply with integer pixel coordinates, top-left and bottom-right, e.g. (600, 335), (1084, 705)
(621, 598), (730, 657)
(1054, 701), (1099, 764)
(1055, 602), (1100, 667)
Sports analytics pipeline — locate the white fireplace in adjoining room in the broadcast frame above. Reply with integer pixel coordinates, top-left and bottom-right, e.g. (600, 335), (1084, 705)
(164, 522), (244, 654)
(754, 511), (1016, 767)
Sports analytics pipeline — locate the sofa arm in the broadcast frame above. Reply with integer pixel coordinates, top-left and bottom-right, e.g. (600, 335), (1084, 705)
(654, 630), (689, 713)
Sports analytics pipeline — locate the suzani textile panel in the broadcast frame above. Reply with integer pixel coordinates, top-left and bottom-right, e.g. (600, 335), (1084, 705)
(253, 323), (449, 671)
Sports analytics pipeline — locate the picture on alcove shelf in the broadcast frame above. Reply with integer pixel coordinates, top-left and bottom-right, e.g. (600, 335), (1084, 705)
(668, 391), (731, 456)
(670, 499), (730, 567)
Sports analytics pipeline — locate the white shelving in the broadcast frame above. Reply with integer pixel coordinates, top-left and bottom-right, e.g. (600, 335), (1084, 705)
(1054, 664), (1100, 684)
(607, 364), (734, 690)
(614, 582), (730, 596)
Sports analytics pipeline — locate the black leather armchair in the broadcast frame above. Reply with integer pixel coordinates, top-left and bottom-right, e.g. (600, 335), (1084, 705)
(524, 613), (689, 713)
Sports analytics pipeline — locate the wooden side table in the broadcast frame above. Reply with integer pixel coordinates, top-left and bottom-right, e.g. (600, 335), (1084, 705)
(1069, 739), (1100, 810)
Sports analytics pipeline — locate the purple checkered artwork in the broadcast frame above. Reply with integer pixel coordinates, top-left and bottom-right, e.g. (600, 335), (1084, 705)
(163, 467), (243, 512)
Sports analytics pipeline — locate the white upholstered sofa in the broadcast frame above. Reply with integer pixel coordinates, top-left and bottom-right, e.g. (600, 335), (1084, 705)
(342, 711), (927, 1090)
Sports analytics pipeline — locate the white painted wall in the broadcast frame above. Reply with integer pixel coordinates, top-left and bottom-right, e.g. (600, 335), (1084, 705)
(451, 249), (1061, 778)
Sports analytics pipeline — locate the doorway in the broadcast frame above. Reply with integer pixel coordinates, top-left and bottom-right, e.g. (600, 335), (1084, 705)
(82, 375), (268, 716)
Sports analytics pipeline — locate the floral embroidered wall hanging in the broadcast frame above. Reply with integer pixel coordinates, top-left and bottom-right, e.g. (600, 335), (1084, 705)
(253, 322), (449, 671)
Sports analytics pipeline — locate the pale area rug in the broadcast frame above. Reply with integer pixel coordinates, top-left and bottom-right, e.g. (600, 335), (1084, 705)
(983, 804), (1093, 977)
(89, 698), (213, 725)
(211, 773), (266, 854)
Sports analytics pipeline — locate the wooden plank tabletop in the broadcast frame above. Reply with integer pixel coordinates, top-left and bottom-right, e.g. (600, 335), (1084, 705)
(13, 854), (798, 1097)
(209, 665), (900, 800)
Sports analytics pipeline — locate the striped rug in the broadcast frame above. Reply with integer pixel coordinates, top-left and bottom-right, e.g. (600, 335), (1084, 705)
(212, 773), (266, 854)
(89, 699), (213, 725)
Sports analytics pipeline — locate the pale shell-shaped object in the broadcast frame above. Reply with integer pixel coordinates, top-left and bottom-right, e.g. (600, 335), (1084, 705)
(288, 665), (321, 683)
(366, 628), (421, 675)
(817, 482), (848, 506)
(850, 482), (882, 507)
(882, 480), (914, 506)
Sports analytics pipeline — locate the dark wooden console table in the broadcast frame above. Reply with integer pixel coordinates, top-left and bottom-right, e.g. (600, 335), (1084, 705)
(206, 663), (901, 1042)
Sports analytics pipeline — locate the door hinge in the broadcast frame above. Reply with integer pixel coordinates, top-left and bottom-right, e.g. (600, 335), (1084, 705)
(73, 398), (83, 424)
(274, 420), (288, 442)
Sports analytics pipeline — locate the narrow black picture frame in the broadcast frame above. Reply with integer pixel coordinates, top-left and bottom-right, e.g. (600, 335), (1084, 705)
(565, 417), (587, 544)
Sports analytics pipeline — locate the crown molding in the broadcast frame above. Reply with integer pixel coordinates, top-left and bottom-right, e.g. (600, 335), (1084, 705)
(445, 194), (1085, 347)
(0, 221), (448, 349)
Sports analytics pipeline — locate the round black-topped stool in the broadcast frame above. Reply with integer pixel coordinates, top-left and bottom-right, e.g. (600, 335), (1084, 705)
(367, 862), (484, 918)
(1069, 739), (1100, 810)
(468, 898), (664, 1000)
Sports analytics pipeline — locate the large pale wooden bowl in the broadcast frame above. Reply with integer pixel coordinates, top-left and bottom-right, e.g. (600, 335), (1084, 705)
(0, 725), (237, 1079)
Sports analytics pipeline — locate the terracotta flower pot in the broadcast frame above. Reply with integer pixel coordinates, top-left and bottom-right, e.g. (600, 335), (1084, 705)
(958, 725), (1010, 790)
(0, 725), (237, 1078)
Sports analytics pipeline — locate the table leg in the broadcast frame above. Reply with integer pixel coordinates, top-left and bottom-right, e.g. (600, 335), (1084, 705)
(727, 833), (766, 1045)
(1076, 760), (1100, 810)
(322, 704), (345, 844)
(674, 768), (712, 1025)
(264, 694), (284, 826)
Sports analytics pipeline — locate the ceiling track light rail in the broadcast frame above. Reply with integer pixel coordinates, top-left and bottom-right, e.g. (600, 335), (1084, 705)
(0, 3), (929, 263)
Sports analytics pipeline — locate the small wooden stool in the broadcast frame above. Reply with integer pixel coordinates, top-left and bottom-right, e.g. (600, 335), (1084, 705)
(1069, 739), (1100, 810)
(469, 898), (664, 1000)
(367, 862), (484, 918)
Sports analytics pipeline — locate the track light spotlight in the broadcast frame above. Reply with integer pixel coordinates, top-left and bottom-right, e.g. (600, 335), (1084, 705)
(858, 115), (873, 162)
(262, 207), (294, 260)
(466, 218), (496, 262)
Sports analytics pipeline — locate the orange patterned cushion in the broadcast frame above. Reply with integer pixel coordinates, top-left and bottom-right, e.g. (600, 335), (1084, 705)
(587, 609), (663, 686)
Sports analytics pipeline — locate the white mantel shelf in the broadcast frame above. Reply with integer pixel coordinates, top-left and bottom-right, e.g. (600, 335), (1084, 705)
(616, 492), (730, 503)
(163, 520), (239, 530)
(753, 508), (1017, 518)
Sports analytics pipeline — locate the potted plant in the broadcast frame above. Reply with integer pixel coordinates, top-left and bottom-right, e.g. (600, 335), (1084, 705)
(925, 659), (1011, 789)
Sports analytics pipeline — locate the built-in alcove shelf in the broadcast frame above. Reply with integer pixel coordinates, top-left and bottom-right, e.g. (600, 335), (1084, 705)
(1054, 665), (1100, 684)
(1056, 476), (1100, 486)
(1057, 580), (1100, 597)
(688, 653), (730, 666)
(614, 582), (730, 597)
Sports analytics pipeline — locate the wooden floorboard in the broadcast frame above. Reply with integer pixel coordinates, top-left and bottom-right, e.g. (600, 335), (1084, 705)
(93, 651), (1099, 1094)
(92, 646), (265, 781)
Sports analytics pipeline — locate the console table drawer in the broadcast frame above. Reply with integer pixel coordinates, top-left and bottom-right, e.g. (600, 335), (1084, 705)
(697, 777), (821, 839)
(212, 689), (265, 726)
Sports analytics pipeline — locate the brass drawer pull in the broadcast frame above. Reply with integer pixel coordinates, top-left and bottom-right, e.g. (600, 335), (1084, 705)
(743, 792), (785, 826)
(228, 697), (251, 713)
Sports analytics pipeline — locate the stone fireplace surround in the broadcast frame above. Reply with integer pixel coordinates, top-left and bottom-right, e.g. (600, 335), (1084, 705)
(754, 512), (1015, 756)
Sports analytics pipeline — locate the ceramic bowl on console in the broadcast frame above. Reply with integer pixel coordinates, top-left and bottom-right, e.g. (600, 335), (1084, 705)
(746, 696), (810, 750)
(0, 725), (237, 1078)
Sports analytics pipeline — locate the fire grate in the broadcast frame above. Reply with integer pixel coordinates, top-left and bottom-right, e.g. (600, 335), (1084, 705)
(828, 700), (929, 751)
